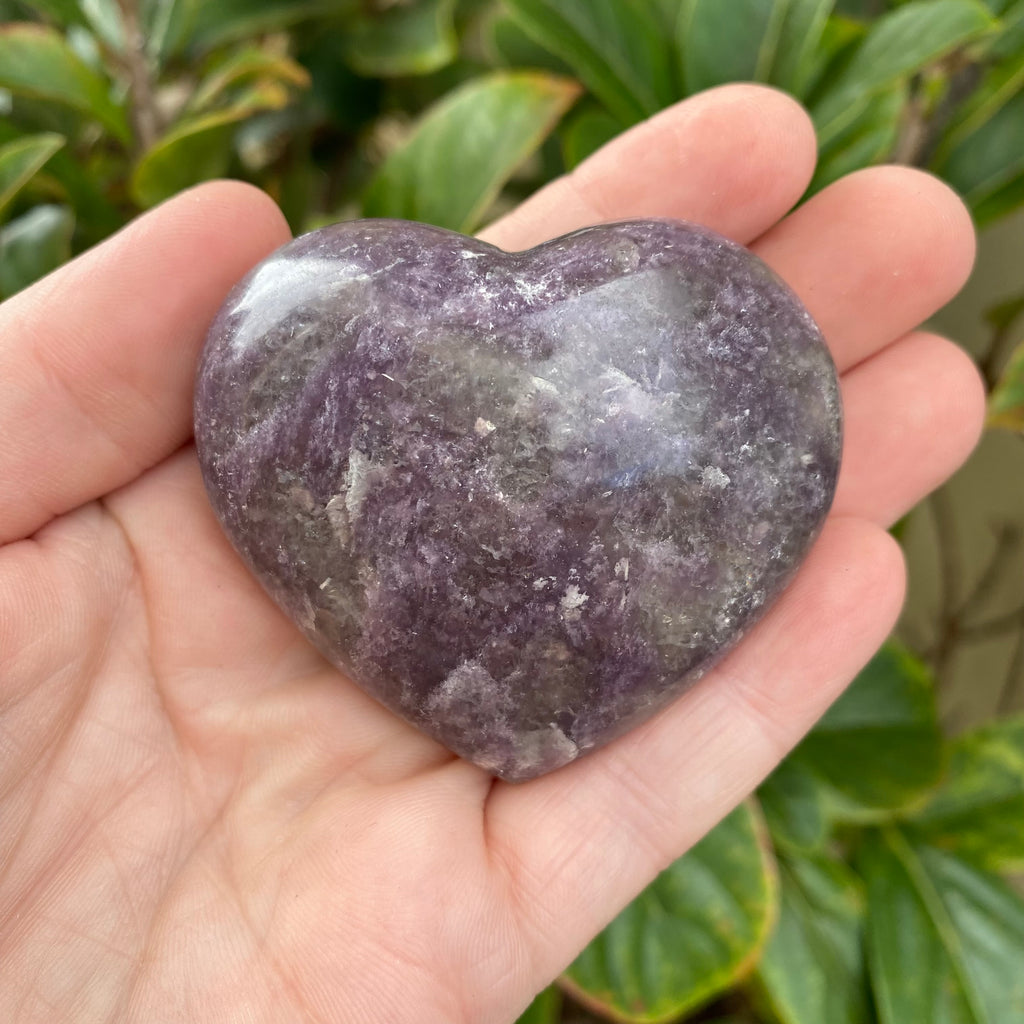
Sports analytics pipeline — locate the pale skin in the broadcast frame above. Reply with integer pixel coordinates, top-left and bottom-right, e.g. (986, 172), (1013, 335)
(0, 84), (985, 1022)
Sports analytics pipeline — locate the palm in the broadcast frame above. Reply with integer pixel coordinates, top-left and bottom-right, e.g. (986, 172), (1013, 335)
(1, 86), (983, 1024)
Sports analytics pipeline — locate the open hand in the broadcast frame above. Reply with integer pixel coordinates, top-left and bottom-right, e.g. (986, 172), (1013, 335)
(0, 84), (983, 1023)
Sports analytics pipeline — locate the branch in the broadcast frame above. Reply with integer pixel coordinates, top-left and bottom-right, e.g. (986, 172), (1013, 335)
(117, 0), (161, 152)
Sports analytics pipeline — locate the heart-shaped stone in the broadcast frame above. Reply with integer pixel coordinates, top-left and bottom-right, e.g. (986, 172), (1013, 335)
(195, 219), (840, 781)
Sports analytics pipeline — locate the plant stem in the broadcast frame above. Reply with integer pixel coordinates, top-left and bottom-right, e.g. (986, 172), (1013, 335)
(998, 623), (1024, 715)
(117, 0), (160, 152)
(979, 304), (1024, 390)
(957, 601), (1024, 643)
(931, 488), (963, 684)
(956, 523), (1021, 618)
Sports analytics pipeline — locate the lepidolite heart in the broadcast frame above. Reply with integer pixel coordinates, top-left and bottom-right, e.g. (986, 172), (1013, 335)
(195, 218), (841, 781)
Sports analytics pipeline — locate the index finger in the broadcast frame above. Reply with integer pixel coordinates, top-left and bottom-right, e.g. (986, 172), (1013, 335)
(0, 182), (291, 545)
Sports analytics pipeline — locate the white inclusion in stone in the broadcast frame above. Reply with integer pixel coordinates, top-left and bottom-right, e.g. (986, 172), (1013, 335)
(227, 256), (370, 355)
(343, 449), (377, 522)
(515, 277), (551, 304)
(614, 558), (630, 581)
(701, 465), (731, 489)
(560, 584), (589, 613)
(530, 375), (559, 395)
(474, 417), (496, 436)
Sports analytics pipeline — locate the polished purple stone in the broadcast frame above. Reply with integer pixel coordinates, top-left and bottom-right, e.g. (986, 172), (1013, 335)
(194, 219), (841, 781)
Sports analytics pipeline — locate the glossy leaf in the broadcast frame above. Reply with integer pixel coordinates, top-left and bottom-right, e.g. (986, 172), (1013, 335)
(79, 0), (126, 53)
(188, 49), (311, 114)
(0, 203), (73, 299)
(16, 0), (86, 24)
(131, 111), (241, 207)
(909, 716), (1024, 868)
(190, 0), (352, 49)
(771, 0), (837, 96)
(0, 132), (64, 217)
(791, 643), (944, 817)
(562, 802), (776, 1024)
(937, 46), (1024, 160)
(515, 986), (561, 1024)
(133, 55), (308, 208)
(972, 168), (1024, 224)
(560, 104), (624, 169)
(985, 293), (1024, 331)
(757, 756), (829, 853)
(679, 0), (833, 95)
(985, 0), (1024, 58)
(861, 828), (1024, 1024)
(936, 83), (1024, 214)
(362, 71), (581, 233)
(985, 316), (1024, 423)
(803, 14), (867, 101)
(142, 0), (196, 65)
(342, 0), (457, 77)
(809, 82), (905, 194)
(485, 10), (574, 75)
(812, 0), (995, 147)
(0, 24), (130, 142)
(505, 0), (675, 125)
(755, 852), (870, 1024)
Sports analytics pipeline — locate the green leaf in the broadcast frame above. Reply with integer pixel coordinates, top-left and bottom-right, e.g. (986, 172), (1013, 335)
(935, 81), (1024, 214)
(0, 203), (73, 299)
(560, 104), (624, 169)
(131, 110), (241, 207)
(908, 716), (1024, 869)
(757, 757), (829, 853)
(188, 48), (311, 114)
(985, 293), (1024, 331)
(0, 132), (64, 217)
(771, 0), (837, 96)
(755, 852), (870, 1024)
(362, 71), (581, 233)
(678, 0), (789, 94)
(515, 985), (562, 1024)
(982, 0), (1024, 57)
(133, 51), (308, 208)
(978, 0), (1018, 13)
(803, 14), (867, 102)
(562, 802), (776, 1024)
(0, 119), (119, 243)
(861, 828), (1024, 1024)
(972, 167), (1024, 224)
(808, 82), (905, 194)
(189, 0), (353, 50)
(342, 0), (457, 77)
(16, 0), (86, 24)
(485, 10), (574, 75)
(812, 0), (995, 147)
(142, 0), (197, 65)
(937, 47), (1024, 160)
(0, 24), (130, 142)
(791, 643), (944, 817)
(79, 0), (126, 53)
(505, 0), (675, 125)
(989, 337), (1024, 429)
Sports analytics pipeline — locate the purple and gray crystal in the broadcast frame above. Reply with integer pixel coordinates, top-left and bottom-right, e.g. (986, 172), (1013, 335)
(194, 219), (841, 782)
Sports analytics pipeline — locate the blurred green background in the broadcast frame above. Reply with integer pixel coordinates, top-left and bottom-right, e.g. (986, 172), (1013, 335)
(2, 1), (1024, 1022)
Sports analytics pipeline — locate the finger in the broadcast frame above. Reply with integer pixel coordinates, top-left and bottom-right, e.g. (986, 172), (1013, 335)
(0, 181), (291, 545)
(480, 83), (817, 251)
(752, 166), (975, 373)
(486, 516), (904, 970)
(834, 330), (986, 525)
